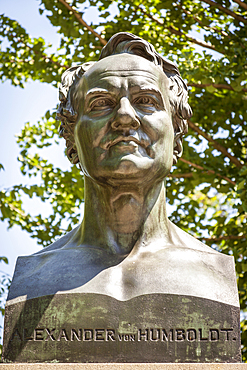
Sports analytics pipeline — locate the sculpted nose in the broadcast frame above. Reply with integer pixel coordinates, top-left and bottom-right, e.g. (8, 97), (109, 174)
(111, 97), (140, 130)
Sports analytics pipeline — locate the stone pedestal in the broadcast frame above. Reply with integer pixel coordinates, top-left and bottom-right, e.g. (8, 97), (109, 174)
(0, 364), (246, 370)
(3, 292), (241, 363)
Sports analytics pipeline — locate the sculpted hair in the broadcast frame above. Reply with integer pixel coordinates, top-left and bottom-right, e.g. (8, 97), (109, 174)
(56, 32), (192, 165)
(56, 61), (96, 164)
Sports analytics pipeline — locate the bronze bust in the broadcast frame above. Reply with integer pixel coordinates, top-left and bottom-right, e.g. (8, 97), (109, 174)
(3, 33), (240, 363)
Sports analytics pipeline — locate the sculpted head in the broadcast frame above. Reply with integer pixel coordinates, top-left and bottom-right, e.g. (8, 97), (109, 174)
(56, 32), (192, 184)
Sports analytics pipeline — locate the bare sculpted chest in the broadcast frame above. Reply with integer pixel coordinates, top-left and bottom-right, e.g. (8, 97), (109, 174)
(8, 243), (237, 306)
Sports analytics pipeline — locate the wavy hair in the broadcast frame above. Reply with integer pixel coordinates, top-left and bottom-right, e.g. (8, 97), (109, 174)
(56, 32), (192, 164)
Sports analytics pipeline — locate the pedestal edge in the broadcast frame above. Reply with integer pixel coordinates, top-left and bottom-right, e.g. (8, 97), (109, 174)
(0, 363), (246, 369)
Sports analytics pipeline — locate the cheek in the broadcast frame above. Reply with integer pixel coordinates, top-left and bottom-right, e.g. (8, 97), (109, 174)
(74, 118), (93, 165)
(74, 116), (110, 168)
(152, 114), (174, 154)
(74, 117), (96, 152)
(142, 111), (173, 142)
(76, 114), (112, 146)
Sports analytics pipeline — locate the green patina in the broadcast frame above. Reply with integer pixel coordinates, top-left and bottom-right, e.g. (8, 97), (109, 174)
(3, 293), (241, 363)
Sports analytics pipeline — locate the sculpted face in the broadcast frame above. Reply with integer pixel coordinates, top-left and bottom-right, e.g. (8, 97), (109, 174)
(74, 53), (176, 186)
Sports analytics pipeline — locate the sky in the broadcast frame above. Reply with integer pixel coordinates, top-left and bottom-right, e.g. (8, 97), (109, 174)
(0, 0), (72, 340)
(0, 1), (61, 275)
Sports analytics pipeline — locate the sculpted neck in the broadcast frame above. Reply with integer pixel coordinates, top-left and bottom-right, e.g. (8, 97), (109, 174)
(79, 177), (171, 255)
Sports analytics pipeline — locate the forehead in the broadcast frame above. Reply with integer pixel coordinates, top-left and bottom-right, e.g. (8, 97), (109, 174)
(81, 54), (169, 94)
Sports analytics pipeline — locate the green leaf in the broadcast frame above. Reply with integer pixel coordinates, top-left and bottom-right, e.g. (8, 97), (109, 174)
(0, 257), (8, 264)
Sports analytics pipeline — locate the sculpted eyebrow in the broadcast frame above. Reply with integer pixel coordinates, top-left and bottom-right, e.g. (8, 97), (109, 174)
(134, 87), (166, 108)
(84, 89), (115, 110)
(85, 88), (111, 100)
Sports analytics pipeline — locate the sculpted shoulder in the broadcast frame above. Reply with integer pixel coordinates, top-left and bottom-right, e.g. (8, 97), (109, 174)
(168, 220), (218, 254)
(7, 222), (238, 307)
(32, 226), (80, 255)
(7, 227), (121, 302)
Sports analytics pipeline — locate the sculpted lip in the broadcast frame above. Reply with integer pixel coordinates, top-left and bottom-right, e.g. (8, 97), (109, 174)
(105, 136), (150, 150)
(102, 136), (153, 158)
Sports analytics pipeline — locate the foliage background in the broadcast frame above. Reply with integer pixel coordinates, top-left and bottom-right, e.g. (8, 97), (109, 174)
(0, 0), (246, 360)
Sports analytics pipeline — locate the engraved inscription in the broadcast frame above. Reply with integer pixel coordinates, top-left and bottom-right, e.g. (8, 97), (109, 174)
(71, 329), (82, 341)
(34, 328), (43, 341)
(10, 326), (237, 343)
(221, 328), (233, 340)
(57, 329), (69, 341)
(162, 329), (174, 341)
(118, 334), (135, 341)
(106, 329), (116, 341)
(45, 328), (55, 341)
(187, 329), (196, 341)
(175, 329), (185, 341)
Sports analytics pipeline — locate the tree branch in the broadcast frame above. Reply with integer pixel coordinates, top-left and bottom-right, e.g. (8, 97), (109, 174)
(179, 158), (205, 170)
(7, 203), (26, 217)
(177, 4), (246, 49)
(168, 173), (194, 178)
(201, 0), (247, 24)
(187, 120), (243, 168)
(232, 0), (247, 11)
(136, 5), (222, 54)
(177, 4), (226, 37)
(188, 82), (247, 93)
(169, 25), (220, 53)
(57, 0), (107, 46)
(201, 234), (246, 242)
(179, 157), (236, 185)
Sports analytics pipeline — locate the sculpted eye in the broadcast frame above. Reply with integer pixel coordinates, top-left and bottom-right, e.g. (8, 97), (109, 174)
(91, 98), (114, 111)
(135, 96), (155, 105)
(133, 95), (160, 112)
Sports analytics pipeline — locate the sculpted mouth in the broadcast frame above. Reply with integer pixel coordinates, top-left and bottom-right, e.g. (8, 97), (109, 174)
(107, 136), (148, 150)
(103, 136), (152, 157)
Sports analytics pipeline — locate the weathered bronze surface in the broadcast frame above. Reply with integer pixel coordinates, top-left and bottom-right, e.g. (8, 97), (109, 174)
(3, 294), (241, 362)
(3, 32), (241, 362)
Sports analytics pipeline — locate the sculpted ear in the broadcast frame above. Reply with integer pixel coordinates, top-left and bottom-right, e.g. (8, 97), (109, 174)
(173, 132), (183, 165)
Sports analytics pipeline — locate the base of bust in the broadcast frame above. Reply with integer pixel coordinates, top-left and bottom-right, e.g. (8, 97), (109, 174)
(0, 364), (246, 369)
(3, 292), (241, 363)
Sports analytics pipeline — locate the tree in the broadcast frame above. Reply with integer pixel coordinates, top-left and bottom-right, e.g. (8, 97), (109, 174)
(0, 0), (246, 360)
